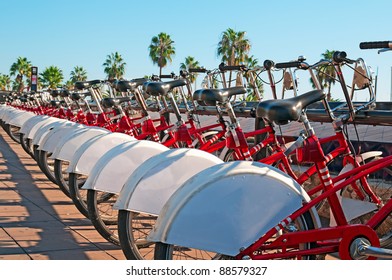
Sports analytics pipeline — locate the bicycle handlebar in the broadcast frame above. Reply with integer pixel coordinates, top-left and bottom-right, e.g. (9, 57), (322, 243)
(188, 68), (207, 73)
(263, 60), (274, 70)
(275, 61), (302, 69)
(359, 41), (392, 49)
(160, 74), (174, 79)
(219, 62), (246, 72)
(332, 51), (357, 64)
(332, 51), (348, 63)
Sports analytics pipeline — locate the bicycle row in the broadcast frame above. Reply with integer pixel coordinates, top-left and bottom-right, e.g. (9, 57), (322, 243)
(1, 41), (391, 260)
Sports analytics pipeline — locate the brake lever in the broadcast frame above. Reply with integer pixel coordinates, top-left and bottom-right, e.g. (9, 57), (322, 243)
(378, 48), (392, 54)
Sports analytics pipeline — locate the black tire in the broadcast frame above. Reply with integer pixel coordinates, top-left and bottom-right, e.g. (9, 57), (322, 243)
(19, 134), (34, 158)
(5, 124), (21, 143)
(87, 189), (120, 246)
(68, 172), (89, 218)
(33, 144), (40, 162)
(54, 159), (71, 198)
(118, 210), (157, 260)
(222, 148), (237, 162)
(154, 211), (317, 260)
(37, 150), (58, 184)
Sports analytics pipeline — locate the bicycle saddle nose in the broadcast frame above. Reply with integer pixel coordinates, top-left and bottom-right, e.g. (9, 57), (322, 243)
(115, 78), (148, 92)
(143, 79), (186, 97)
(101, 97), (131, 108)
(192, 86), (247, 106)
(256, 90), (325, 125)
(74, 80), (104, 90)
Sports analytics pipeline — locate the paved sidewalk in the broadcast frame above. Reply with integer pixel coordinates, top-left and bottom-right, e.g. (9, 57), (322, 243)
(0, 128), (125, 260)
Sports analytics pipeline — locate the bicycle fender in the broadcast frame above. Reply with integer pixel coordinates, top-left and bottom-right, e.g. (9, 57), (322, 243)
(0, 106), (11, 120)
(356, 151), (383, 163)
(218, 146), (230, 160)
(114, 148), (223, 214)
(3, 110), (35, 127)
(39, 123), (87, 153)
(32, 119), (75, 147)
(67, 132), (134, 175)
(20, 115), (52, 139)
(148, 161), (317, 256)
(10, 112), (36, 127)
(82, 140), (168, 193)
(50, 127), (110, 161)
(0, 107), (19, 123)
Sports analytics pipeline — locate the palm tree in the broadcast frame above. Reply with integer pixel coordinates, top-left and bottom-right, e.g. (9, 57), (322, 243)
(0, 74), (11, 91)
(9, 57), (32, 92)
(180, 56), (200, 90)
(64, 80), (75, 90)
(217, 28), (251, 66)
(310, 49), (337, 101)
(102, 52), (126, 80)
(70, 66), (88, 83)
(244, 55), (263, 101)
(39, 66), (64, 89)
(217, 28), (251, 87)
(149, 32), (175, 76)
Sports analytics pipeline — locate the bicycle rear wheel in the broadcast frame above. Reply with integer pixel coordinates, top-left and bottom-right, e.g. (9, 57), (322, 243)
(68, 172), (89, 218)
(87, 189), (119, 246)
(37, 150), (58, 184)
(342, 157), (392, 247)
(19, 134), (34, 158)
(54, 159), (71, 198)
(5, 124), (21, 143)
(154, 211), (317, 260)
(118, 210), (157, 260)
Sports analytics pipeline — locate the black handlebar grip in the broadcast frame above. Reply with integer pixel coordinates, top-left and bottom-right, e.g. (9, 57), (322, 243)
(160, 74), (173, 79)
(275, 61), (301, 69)
(219, 62), (244, 71)
(179, 70), (188, 78)
(359, 41), (391, 49)
(263, 60), (274, 70)
(188, 68), (207, 73)
(332, 51), (347, 63)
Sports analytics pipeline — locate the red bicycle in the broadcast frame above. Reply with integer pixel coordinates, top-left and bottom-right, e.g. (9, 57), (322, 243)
(151, 48), (392, 260)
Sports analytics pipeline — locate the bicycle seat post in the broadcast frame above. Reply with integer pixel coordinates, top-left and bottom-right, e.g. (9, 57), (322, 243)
(223, 100), (240, 128)
(167, 91), (183, 124)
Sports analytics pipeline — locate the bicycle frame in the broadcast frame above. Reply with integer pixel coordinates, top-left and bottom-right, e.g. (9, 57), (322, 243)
(237, 153), (392, 260)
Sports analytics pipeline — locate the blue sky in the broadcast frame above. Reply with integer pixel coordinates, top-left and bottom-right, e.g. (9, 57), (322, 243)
(1, 0), (391, 101)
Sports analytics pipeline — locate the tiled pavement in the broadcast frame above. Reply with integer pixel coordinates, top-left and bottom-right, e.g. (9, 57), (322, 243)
(0, 128), (125, 260)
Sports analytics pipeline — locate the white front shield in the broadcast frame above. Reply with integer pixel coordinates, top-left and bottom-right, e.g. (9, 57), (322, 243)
(67, 132), (135, 175)
(33, 121), (81, 148)
(19, 115), (51, 137)
(148, 161), (317, 256)
(82, 140), (168, 194)
(50, 127), (110, 161)
(31, 119), (71, 146)
(114, 148), (223, 215)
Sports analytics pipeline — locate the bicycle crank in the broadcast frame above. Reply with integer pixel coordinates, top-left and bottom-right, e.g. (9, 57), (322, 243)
(350, 237), (392, 259)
